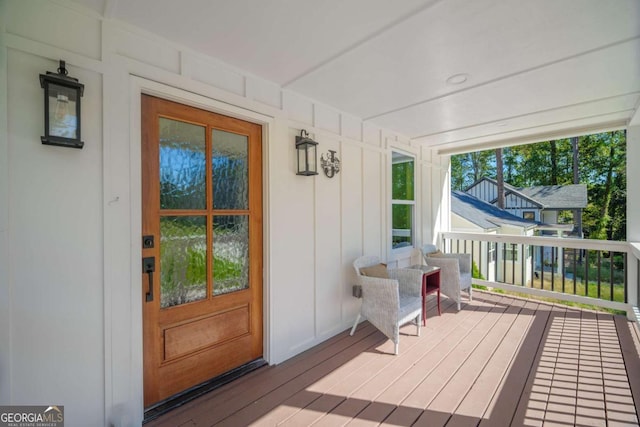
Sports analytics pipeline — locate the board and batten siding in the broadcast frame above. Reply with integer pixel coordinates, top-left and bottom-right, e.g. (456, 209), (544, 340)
(466, 178), (541, 221)
(0, 2), (449, 426)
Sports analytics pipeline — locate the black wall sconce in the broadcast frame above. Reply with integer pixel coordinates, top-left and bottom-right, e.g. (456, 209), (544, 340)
(40, 60), (84, 149)
(295, 129), (318, 176)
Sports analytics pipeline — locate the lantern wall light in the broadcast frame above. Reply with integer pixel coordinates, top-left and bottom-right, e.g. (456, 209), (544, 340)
(295, 129), (318, 176)
(40, 60), (84, 149)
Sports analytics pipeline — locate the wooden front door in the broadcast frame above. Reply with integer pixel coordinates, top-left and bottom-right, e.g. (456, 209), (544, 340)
(141, 95), (263, 407)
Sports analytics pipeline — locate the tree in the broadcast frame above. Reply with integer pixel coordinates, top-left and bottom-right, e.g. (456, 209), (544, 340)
(578, 131), (625, 240)
(449, 130), (627, 241)
(549, 140), (558, 185)
(450, 154), (466, 191)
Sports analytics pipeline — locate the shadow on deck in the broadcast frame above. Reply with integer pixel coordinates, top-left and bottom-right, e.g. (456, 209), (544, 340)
(147, 291), (640, 426)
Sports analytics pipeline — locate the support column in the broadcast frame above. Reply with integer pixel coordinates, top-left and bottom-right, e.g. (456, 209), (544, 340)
(626, 125), (640, 317)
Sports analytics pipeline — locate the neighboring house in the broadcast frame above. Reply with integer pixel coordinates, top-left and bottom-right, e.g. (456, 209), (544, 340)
(460, 178), (588, 277)
(451, 191), (537, 285)
(464, 177), (587, 234)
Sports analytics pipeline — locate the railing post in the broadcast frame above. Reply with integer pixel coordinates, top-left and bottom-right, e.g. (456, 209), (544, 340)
(627, 252), (638, 320)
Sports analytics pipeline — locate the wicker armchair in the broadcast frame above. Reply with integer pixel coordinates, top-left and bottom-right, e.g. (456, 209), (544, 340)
(422, 244), (472, 310)
(351, 256), (423, 355)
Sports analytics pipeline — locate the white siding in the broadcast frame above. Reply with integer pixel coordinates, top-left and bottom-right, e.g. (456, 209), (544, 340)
(0, 2), (450, 426)
(467, 179), (541, 221)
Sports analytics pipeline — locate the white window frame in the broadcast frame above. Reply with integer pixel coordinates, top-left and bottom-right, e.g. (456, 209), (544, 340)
(391, 150), (415, 252)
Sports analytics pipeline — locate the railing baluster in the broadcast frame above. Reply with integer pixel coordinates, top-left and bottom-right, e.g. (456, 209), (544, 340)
(521, 244), (525, 287)
(597, 250), (601, 299)
(502, 243), (506, 283)
(511, 243), (516, 285)
(585, 249), (589, 297)
(562, 247), (566, 293)
(479, 241), (483, 279)
(551, 246), (555, 292)
(610, 251), (614, 301)
(493, 242), (500, 282)
(573, 248), (578, 295)
(540, 246), (544, 290)
(531, 244), (535, 288)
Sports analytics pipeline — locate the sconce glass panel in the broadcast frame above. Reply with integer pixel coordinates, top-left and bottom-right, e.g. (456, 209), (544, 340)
(295, 137), (318, 176)
(47, 82), (78, 139)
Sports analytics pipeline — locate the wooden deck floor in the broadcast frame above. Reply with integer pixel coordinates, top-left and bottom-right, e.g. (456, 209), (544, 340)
(147, 292), (640, 426)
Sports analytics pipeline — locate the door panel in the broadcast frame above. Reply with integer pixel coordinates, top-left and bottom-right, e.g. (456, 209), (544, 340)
(142, 95), (263, 407)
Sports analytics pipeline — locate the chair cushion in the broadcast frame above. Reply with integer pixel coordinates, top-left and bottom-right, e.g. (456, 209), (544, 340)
(427, 250), (444, 257)
(360, 263), (389, 278)
(422, 244), (438, 254)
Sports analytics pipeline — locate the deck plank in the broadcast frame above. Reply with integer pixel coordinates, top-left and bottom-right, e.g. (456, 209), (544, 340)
(232, 298), (447, 426)
(278, 299), (456, 426)
(216, 296), (451, 426)
(613, 315), (640, 415)
(310, 305), (460, 425)
(144, 292), (640, 427)
(443, 301), (541, 427)
(509, 304), (568, 427)
(150, 322), (379, 426)
(476, 300), (552, 427)
(214, 327), (388, 426)
(400, 295), (512, 412)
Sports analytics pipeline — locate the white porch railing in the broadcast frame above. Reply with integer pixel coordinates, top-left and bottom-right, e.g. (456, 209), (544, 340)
(440, 232), (639, 319)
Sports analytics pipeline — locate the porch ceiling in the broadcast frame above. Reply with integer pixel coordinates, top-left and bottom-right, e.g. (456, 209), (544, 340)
(76, 0), (640, 153)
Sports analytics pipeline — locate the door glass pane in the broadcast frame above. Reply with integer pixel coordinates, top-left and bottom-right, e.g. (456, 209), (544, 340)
(160, 216), (207, 308)
(159, 118), (206, 210)
(212, 129), (248, 210)
(213, 215), (249, 295)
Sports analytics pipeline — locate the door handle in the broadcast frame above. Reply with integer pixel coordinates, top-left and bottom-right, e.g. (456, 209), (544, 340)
(143, 257), (156, 302)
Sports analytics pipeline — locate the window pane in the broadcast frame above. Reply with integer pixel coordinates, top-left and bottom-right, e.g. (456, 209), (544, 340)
(160, 216), (207, 308)
(392, 152), (414, 200)
(213, 215), (249, 295)
(159, 118), (206, 210)
(392, 204), (413, 249)
(212, 129), (248, 210)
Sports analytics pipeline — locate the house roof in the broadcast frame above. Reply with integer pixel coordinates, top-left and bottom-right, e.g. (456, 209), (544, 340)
(518, 184), (588, 209)
(452, 191), (539, 231)
(466, 177), (588, 209)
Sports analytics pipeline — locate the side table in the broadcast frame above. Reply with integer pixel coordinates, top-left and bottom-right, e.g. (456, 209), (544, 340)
(408, 264), (441, 325)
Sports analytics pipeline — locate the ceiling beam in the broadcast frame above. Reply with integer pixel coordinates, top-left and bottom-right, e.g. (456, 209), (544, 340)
(434, 119), (628, 156)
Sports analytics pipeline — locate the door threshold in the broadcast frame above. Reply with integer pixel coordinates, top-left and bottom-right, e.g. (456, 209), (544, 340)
(143, 358), (267, 423)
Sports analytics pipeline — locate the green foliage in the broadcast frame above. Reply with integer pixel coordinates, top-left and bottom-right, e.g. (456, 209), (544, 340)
(450, 151), (495, 190)
(530, 276), (626, 303)
(476, 288), (625, 315)
(450, 130), (626, 241)
(392, 204), (412, 230)
(471, 260), (485, 280)
(392, 158), (414, 200)
(392, 154), (414, 246)
(160, 217), (245, 306)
